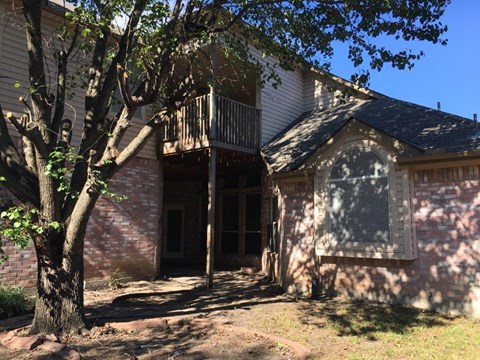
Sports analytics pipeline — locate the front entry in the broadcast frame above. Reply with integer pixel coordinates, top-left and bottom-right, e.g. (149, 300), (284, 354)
(163, 205), (185, 259)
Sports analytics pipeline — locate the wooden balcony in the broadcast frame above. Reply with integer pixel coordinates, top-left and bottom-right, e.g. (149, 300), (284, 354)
(163, 94), (261, 155)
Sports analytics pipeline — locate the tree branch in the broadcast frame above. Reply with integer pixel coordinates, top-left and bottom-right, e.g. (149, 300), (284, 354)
(51, 50), (69, 142)
(20, 114), (37, 175)
(0, 105), (39, 207)
(22, 0), (52, 141)
(89, 0), (147, 131)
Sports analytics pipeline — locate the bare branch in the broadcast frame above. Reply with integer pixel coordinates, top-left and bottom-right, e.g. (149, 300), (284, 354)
(0, 105), (39, 207)
(20, 114), (37, 175)
(116, 64), (134, 109)
(22, 0), (52, 132)
(51, 51), (68, 139)
(113, 112), (163, 171)
(57, 119), (73, 149)
(89, 0), (148, 130)
(5, 112), (28, 137)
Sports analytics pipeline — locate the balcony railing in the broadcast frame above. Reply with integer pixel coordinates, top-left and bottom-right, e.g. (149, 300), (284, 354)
(163, 94), (261, 152)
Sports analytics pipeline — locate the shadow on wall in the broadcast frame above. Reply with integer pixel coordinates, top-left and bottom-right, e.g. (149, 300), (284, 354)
(318, 174), (480, 316)
(84, 197), (155, 281)
(84, 159), (161, 281)
(280, 187), (317, 294)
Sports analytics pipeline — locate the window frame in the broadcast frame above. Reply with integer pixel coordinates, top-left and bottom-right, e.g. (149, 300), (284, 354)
(218, 174), (263, 256)
(314, 138), (416, 260)
(327, 147), (392, 246)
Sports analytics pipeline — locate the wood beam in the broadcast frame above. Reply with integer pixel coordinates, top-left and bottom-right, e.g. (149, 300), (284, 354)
(206, 37), (218, 288)
(206, 147), (217, 288)
(209, 40), (217, 141)
(155, 142), (164, 277)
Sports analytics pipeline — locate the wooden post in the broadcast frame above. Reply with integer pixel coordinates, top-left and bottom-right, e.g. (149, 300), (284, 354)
(209, 40), (217, 141)
(155, 134), (164, 278)
(206, 147), (216, 288)
(206, 38), (217, 288)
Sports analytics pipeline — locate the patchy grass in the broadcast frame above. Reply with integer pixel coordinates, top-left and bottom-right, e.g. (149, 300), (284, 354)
(237, 298), (480, 360)
(0, 286), (34, 320)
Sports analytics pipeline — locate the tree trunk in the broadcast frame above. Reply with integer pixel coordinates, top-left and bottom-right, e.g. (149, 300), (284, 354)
(29, 235), (86, 335)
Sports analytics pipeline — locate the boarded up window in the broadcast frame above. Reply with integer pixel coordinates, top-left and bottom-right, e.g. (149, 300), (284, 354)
(329, 148), (390, 244)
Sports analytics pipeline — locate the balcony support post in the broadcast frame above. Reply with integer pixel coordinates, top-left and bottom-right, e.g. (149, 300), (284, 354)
(155, 139), (164, 277)
(206, 38), (217, 288)
(206, 147), (216, 288)
(209, 40), (217, 140)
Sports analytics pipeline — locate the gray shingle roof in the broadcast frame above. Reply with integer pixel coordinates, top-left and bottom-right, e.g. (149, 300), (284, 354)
(261, 96), (480, 173)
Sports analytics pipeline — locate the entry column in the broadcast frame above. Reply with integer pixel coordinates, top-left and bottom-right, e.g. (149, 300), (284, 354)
(206, 39), (217, 288)
(206, 148), (216, 288)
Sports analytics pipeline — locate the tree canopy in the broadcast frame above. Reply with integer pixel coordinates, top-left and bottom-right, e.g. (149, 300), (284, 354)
(0, 0), (450, 334)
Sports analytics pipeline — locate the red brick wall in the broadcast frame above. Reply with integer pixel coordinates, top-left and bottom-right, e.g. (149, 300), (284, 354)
(1, 158), (161, 287)
(278, 165), (480, 316)
(0, 187), (37, 287)
(84, 158), (161, 281)
(0, 241), (36, 288)
(317, 164), (480, 316)
(278, 178), (317, 293)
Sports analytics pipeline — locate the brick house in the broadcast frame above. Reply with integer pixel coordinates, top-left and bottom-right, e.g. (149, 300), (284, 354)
(1, 0), (480, 316)
(262, 95), (480, 316)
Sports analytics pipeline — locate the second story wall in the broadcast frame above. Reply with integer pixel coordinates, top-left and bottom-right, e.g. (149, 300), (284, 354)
(303, 70), (342, 112)
(253, 51), (347, 147)
(250, 48), (305, 146)
(0, 1), (156, 160)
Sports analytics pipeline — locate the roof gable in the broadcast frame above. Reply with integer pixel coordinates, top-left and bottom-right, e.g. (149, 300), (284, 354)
(262, 96), (480, 173)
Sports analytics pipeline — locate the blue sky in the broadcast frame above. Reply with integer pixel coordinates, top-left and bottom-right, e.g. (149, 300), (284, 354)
(329, 0), (480, 120)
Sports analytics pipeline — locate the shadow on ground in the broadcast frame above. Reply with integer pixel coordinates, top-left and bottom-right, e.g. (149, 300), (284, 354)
(298, 297), (449, 340)
(87, 270), (288, 326)
(71, 319), (294, 360)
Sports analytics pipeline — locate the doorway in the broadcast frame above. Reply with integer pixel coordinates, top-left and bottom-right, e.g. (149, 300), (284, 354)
(163, 205), (185, 259)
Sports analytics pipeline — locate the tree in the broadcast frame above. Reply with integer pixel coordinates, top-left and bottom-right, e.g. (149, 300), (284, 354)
(0, 0), (449, 335)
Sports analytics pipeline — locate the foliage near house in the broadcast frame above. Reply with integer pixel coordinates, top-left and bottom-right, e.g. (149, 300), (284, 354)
(0, 286), (34, 320)
(0, 0), (450, 335)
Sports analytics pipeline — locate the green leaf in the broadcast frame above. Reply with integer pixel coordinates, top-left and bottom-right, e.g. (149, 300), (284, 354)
(50, 222), (62, 231)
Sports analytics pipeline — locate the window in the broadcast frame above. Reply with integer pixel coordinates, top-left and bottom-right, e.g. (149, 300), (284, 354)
(221, 194), (239, 254)
(267, 196), (279, 252)
(328, 148), (390, 244)
(315, 138), (417, 260)
(219, 173), (262, 255)
(245, 193), (262, 254)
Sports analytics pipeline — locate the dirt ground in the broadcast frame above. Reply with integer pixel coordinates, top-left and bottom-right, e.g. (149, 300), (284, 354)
(0, 270), (302, 359)
(4, 270), (477, 360)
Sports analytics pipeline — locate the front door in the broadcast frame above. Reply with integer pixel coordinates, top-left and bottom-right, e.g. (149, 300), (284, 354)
(163, 205), (184, 259)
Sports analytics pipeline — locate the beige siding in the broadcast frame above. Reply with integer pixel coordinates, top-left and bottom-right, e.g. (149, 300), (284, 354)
(0, 2), (156, 159)
(249, 48), (304, 146)
(303, 70), (342, 112)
